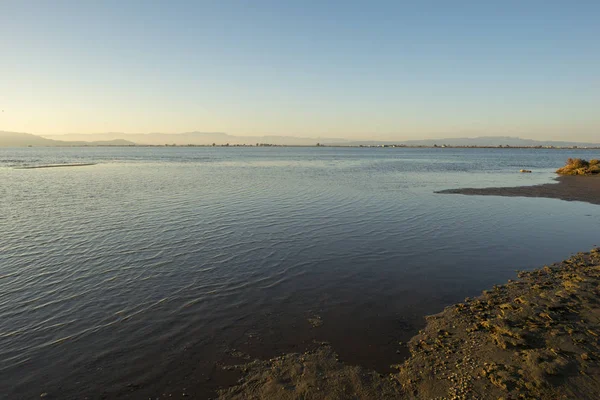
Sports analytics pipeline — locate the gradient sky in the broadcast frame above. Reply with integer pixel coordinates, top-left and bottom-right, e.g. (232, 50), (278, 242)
(1, 1), (599, 140)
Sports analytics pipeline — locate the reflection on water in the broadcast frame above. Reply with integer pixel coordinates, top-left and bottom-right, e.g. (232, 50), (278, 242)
(1, 147), (599, 398)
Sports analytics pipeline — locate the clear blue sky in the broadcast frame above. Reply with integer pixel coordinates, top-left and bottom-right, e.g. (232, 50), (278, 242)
(1, 1), (599, 140)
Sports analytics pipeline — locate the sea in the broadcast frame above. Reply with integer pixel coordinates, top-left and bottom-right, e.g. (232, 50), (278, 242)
(1, 146), (599, 399)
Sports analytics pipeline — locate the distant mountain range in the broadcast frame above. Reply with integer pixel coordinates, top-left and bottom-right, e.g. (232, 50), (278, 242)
(1, 131), (598, 148)
(0, 131), (135, 147)
(41, 132), (343, 146)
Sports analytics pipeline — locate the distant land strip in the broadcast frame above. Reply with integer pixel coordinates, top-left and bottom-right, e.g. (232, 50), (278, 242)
(15, 163), (97, 169)
(2, 131), (600, 148)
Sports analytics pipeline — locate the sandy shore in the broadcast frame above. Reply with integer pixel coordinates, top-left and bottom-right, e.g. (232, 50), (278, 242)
(437, 175), (600, 206)
(218, 248), (600, 399)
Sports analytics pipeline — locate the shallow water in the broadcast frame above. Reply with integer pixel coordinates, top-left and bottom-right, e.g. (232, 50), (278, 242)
(1, 147), (599, 399)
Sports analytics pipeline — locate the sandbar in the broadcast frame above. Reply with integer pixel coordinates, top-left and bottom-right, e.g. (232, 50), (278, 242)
(437, 175), (600, 205)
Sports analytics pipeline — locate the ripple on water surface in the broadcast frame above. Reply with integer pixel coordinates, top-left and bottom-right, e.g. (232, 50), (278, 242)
(1, 147), (599, 398)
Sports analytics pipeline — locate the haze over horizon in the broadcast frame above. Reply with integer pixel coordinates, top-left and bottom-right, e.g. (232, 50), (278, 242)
(1, 1), (599, 141)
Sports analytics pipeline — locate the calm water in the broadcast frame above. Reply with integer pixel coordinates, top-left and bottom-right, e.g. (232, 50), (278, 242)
(1, 147), (599, 399)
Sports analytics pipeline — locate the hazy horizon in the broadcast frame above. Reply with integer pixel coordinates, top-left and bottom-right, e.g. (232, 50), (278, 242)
(1, 2), (599, 141)
(2, 130), (599, 147)
(38, 130), (600, 143)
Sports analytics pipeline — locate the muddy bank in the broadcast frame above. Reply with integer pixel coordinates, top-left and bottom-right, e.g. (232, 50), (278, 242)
(437, 175), (600, 206)
(219, 248), (600, 399)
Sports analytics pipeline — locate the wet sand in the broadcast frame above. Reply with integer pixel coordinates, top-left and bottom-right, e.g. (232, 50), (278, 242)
(219, 248), (600, 399)
(437, 175), (600, 205)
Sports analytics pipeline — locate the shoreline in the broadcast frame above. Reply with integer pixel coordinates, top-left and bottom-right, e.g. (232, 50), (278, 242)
(4, 144), (600, 149)
(437, 175), (600, 206)
(218, 248), (600, 399)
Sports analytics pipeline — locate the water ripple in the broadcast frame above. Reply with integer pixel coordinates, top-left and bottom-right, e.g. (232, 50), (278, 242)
(1, 147), (600, 398)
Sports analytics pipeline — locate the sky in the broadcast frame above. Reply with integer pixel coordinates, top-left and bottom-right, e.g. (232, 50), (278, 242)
(1, 1), (599, 141)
